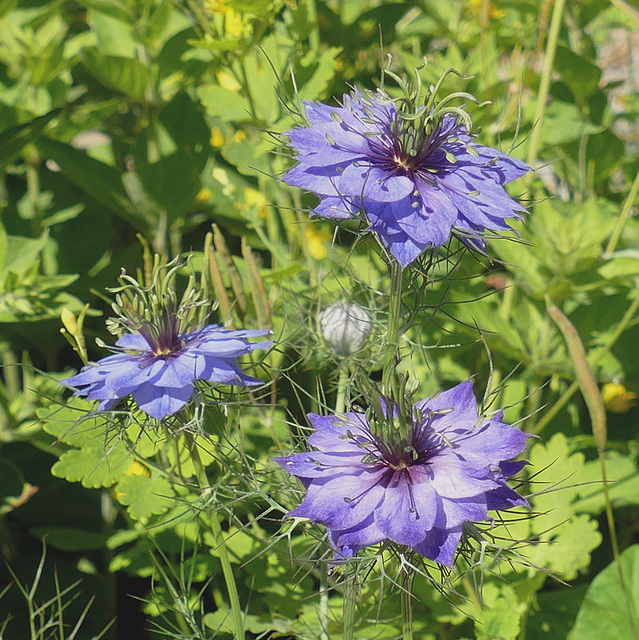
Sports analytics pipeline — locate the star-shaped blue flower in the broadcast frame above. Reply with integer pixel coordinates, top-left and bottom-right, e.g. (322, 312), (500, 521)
(275, 380), (530, 566)
(283, 90), (529, 266)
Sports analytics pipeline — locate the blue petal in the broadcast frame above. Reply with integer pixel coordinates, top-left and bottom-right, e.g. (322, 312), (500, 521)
(131, 383), (195, 420)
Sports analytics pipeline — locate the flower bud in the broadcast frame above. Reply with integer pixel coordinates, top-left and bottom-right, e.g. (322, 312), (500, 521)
(319, 301), (372, 356)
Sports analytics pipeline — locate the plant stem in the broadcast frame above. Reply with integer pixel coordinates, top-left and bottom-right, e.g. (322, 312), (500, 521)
(342, 565), (357, 640)
(335, 364), (349, 415)
(547, 299), (638, 639)
(319, 562), (330, 640)
(604, 166), (639, 257)
(184, 433), (244, 639)
(525, 0), (566, 174)
(401, 568), (415, 640)
(382, 260), (404, 396)
(532, 292), (639, 435)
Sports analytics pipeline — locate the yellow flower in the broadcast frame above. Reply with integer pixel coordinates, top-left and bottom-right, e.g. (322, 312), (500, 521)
(210, 127), (225, 147)
(306, 225), (332, 260)
(602, 383), (638, 414)
(469, 0), (505, 19)
(243, 188), (267, 218)
(216, 70), (241, 92)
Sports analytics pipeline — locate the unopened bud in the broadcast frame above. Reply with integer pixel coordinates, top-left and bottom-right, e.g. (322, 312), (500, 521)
(319, 301), (372, 356)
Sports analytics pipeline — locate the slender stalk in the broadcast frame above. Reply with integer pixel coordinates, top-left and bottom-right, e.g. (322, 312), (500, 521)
(547, 299), (637, 639)
(184, 433), (244, 639)
(400, 568), (415, 640)
(604, 166), (639, 257)
(342, 565), (356, 640)
(335, 365), (349, 415)
(599, 452), (639, 639)
(532, 292), (639, 435)
(382, 260), (404, 396)
(525, 0), (566, 175)
(319, 562), (330, 640)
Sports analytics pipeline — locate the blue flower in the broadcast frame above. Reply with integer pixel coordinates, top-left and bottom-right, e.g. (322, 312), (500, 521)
(282, 90), (529, 267)
(275, 380), (530, 566)
(62, 325), (272, 420)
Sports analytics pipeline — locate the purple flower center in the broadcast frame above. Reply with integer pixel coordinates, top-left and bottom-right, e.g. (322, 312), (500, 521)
(136, 312), (184, 359)
(355, 106), (459, 186)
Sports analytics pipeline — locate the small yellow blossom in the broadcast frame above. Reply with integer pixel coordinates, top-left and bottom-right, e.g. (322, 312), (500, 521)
(469, 0), (505, 19)
(225, 10), (244, 38)
(602, 382), (638, 414)
(210, 127), (225, 147)
(216, 70), (241, 92)
(203, 0), (228, 13)
(243, 188), (267, 218)
(306, 225), (332, 260)
(196, 187), (212, 203)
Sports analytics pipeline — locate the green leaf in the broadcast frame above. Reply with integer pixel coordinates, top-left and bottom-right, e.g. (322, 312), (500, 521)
(135, 152), (201, 223)
(297, 47), (341, 101)
(196, 85), (252, 122)
(0, 109), (61, 169)
(573, 451), (639, 513)
(28, 527), (109, 551)
(51, 441), (131, 489)
(36, 137), (154, 230)
(569, 545), (639, 640)
(473, 584), (522, 640)
(554, 45), (602, 101)
(1, 231), (49, 281)
(81, 50), (153, 101)
(541, 101), (601, 146)
(115, 473), (174, 520)
(531, 515), (602, 580)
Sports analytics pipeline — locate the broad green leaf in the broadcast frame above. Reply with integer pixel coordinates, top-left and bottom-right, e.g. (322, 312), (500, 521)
(542, 101), (601, 146)
(135, 152), (201, 223)
(0, 108), (60, 169)
(51, 441), (131, 489)
(473, 584), (523, 640)
(527, 584), (588, 639)
(115, 473), (174, 520)
(530, 432), (584, 534)
(87, 8), (138, 57)
(197, 85), (252, 122)
(527, 514), (602, 580)
(1, 231), (49, 281)
(569, 545), (639, 640)
(36, 137), (154, 230)
(298, 47), (341, 101)
(28, 527), (109, 551)
(81, 50), (152, 101)
(573, 451), (639, 513)
(554, 45), (602, 101)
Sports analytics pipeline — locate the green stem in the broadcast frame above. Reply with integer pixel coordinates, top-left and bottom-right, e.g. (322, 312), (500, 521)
(532, 292), (639, 435)
(319, 562), (330, 640)
(382, 260), (404, 396)
(401, 569), (415, 640)
(525, 0), (566, 174)
(184, 433), (244, 640)
(335, 365), (349, 415)
(342, 566), (356, 640)
(599, 452), (639, 639)
(604, 166), (639, 256)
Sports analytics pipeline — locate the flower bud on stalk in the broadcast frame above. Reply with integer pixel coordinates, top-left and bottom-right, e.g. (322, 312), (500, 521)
(319, 301), (373, 357)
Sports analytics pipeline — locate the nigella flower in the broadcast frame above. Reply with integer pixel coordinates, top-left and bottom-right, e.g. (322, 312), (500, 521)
(62, 257), (271, 420)
(282, 77), (530, 267)
(275, 380), (530, 566)
(62, 325), (271, 420)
